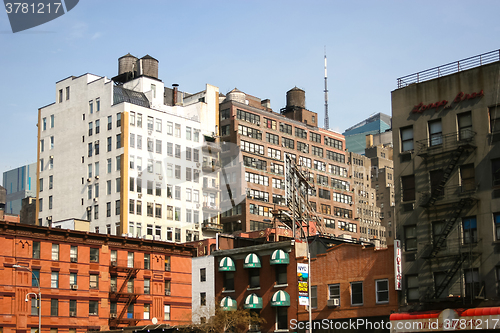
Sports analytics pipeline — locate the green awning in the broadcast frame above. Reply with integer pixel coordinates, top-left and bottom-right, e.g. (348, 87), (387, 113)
(271, 290), (290, 307)
(243, 253), (261, 268)
(244, 293), (263, 309)
(219, 256), (235, 272)
(270, 249), (289, 265)
(220, 296), (237, 311)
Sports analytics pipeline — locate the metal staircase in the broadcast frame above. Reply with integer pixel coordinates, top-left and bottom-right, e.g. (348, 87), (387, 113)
(429, 198), (475, 257)
(422, 146), (465, 207)
(432, 253), (470, 299)
(109, 263), (141, 329)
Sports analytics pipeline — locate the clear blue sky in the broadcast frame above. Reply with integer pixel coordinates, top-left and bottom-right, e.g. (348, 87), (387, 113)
(1, 0), (499, 181)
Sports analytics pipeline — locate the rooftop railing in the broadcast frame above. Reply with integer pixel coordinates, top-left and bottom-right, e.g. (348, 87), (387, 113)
(397, 49), (500, 89)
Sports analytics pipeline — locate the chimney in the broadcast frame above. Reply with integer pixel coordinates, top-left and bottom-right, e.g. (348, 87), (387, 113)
(172, 84), (179, 105)
(261, 99), (271, 110)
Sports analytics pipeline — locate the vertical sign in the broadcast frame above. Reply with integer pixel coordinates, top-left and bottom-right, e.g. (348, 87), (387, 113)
(394, 240), (402, 290)
(284, 154), (292, 209)
(297, 263), (309, 305)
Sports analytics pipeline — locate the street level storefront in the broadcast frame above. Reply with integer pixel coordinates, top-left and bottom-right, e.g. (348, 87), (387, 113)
(390, 307), (500, 332)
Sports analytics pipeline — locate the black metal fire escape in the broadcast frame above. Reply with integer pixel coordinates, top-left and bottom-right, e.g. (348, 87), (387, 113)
(417, 131), (478, 300)
(109, 261), (141, 329)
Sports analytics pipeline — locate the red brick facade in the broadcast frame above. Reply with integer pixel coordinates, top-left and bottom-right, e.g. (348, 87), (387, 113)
(0, 221), (194, 333)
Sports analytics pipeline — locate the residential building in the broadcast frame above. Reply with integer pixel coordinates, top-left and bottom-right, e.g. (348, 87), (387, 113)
(2, 163), (37, 215)
(219, 87), (359, 241)
(191, 255), (215, 324)
(365, 143), (395, 245)
(343, 113), (391, 155)
(349, 152), (386, 247)
(295, 243), (398, 332)
(36, 54), (221, 242)
(0, 220), (194, 333)
(392, 49), (500, 322)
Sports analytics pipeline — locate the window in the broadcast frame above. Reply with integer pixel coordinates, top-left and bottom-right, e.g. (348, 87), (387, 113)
(200, 292), (206, 306)
(276, 307), (287, 331)
(248, 268), (260, 288)
(458, 111), (472, 140)
(297, 141), (309, 153)
(463, 216), (477, 244)
(33, 241), (40, 259)
(175, 144), (181, 158)
(106, 202), (111, 217)
(32, 269), (40, 287)
(116, 134), (122, 149)
(107, 116), (112, 130)
(143, 304), (150, 320)
(42, 117), (47, 130)
(237, 109), (260, 124)
(175, 124), (181, 137)
(465, 268), (481, 298)
(400, 126), (413, 152)
(351, 282), (363, 305)
(144, 279), (150, 294)
(89, 301), (98, 316)
(310, 132), (321, 143)
(432, 220), (447, 248)
(280, 123), (292, 135)
(429, 119), (442, 146)
(164, 305), (171, 321)
(51, 299), (58, 316)
(310, 285), (318, 308)
(52, 244), (59, 260)
(200, 268), (206, 282)
(224, 272), (234, 291)
(186, 127), (191, 140)
(90, 248), (99, 262)
(376, 279), (389, 303)
(175, 165), (181, 179)
(116, 113), (122, 127)
(489, 105), (500, 135)
(494, 213), (500, 241)
(329, 283), (340, 302)
(165, 256), (171, 271)
(406, 275), (419, 301)
(156, 139), (162, 154)
(89, 274), (98, 289)
(31, 298), (39, 315)
(276, 265), (287, 285)
(493, 158), (500, 186)
(143, 253), (150, 270)
(405, 225), (417, 251)
(155, 204), (162, 218)
(402, 175), (415, 201)
(460, 164), (475, 192)
(295, 127), (307, 139)
(51, 271), (59, 288)
(69, 245), (78, 262)
(65, 86), (70, 100)
(88, 122), (93, 136)
(266, 132), (279, 145)
(156, 118), (162, 132)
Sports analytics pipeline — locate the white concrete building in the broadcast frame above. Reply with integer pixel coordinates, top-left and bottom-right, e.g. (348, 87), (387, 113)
(36, 54), (221, 242)
(191, 255), (215, 323)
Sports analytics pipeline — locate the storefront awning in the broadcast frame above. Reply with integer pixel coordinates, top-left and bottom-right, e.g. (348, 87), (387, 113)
(270, 249), (289, 265)
(271, 290), (290, 307)
(243, 253), (261, 268)
(218, 256), (235, 272)
(244, 293), (263, 309)
(390, 307), (500, 332)
(220, 296), (237, 311)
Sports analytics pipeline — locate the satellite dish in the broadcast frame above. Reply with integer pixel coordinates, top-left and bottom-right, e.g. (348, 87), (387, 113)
(152, 317), (158, 324)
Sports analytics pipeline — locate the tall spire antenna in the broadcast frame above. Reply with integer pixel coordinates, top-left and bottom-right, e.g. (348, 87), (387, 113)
(324, 46), (329, 130)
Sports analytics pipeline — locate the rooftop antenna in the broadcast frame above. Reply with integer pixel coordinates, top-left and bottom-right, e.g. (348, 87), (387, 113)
(324, 46), (329, 130)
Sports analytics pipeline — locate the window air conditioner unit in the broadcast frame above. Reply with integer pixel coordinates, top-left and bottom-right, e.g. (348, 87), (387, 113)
(95, 175), (99, 179)
(111, 261), (117, 267)
(165, 290), (171, 296)
(86, 206), (92, 211)
(148, 130), (152, 135)
(159, 176), (163, 180)
(138, 194), (142, 198)
(50, 155), (54, 159)
(70, 257), (77, 263)
(70, 311), (76, 317)
(256, 121), (260, 126)
(71, 284), (78, 290)
(195, 224), (199, 229)
(47, 216), (52, 221)
(327, 298), (340, 307)
(138, 172), (142, 176)
(196, 163), (200, 168)
(87, 178), (92, 182)
(196, 204), (200, 208)
(127, 233), (133, 237)
(110, 313), (117, 319)
(93, 198), (98, 202)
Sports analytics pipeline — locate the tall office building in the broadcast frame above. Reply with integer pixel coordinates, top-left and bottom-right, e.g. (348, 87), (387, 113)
(392, 50), (500, 315)
(2, 163), (37, 215)
(343, 112), (391, 155)
(37, 54), (221, 242)
(219, 87), (360, 241)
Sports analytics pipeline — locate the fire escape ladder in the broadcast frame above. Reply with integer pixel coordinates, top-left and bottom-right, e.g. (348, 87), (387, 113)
(432, 253), (469, 299)
(111, 267), (141, 327)
(425, 146), (465, 207)
(429, 198), (473, 257)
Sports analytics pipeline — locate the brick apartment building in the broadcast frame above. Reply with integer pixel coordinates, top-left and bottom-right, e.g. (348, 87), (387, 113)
(219, 87), (359, 241)
(0, 221), (194, 333)
(296, 243), (398, 332)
